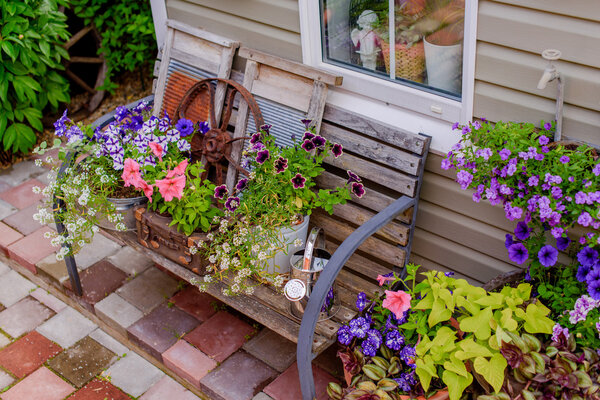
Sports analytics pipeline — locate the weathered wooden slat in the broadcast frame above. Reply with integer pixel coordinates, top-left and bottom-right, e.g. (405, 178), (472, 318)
(167, 19), (239, 48)
(306, 81), (328, 134)
(337, 269), (381, 299)
(325, 239), (392, 280)
(321, 122), (421, 176)
(325, 153), (417, 197)
(311, 213), (406, 267)
(330, 202), (409, 246)
(251, 64), (314, 112)
(172, 29), (223, 66)
(323, 105), (428, 155)
(239, 47), (342, 86)
(112, 231), (331, 353)
(169, 49), (220, 76)
(315, 171), (412, 224)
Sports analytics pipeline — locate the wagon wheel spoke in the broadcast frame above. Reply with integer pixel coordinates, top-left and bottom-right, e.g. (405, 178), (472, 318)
(225, 136), (250, 144)
(64, 25), (93, 50)
(69, 56), (104, 64)
(219, 86), (238, 132)
(214, 162), (224, 187)
(224, 153), (250, 177)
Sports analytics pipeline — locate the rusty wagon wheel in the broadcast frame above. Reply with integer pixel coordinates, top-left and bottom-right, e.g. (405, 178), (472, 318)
(175, 78), (265, 188)
(63, 24), (107, 113)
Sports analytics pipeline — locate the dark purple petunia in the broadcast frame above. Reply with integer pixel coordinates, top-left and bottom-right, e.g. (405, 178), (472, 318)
(250, 132), (263, 145)
(291, 173), (306, 189)
(274, 157), (288, 174)
(302, 131), (315, 141)
(351, 182), (366, 198)
(588, 280), (600, 301)
(128, 115), (144, 131)
(235, 178), (248, 192)
(577, 264), (592, 282)
(175, 118), (194, 137)
(114, 106), (130, 123)
(504, 234), (514, 249)
(514, 221), (531, 241)
(365, 329), (382, 349)
(556, 236), (571, 251)
(586, 267), (600, 284)
(538, 245), (558, 267)
(578, 247), (599, 267)
(356, 292), (367, 312)
(348, 317), (369, 338)
(301, 139), (315, 152)
(332, 143), (343, 158)
(214, 184), (228, 200)
(300, 119), (312, 129)
(311, 135), (326, 148)
(255, 149), (270, 164)
(197, 121), (210, 135)
(347, 170), (361, 183)
(225, 196), (240, 212)
(259, 124), (272, 133)
(385, 330), (405, 351)
(508, 243), (529, 265)
(444, 271), (454, 277)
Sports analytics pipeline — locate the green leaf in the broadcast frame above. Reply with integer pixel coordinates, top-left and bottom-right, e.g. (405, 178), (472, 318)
(455, 338), (493, 360)
(23, 108), (42, 131)
(443, 353), (468, 378)
(428, 298), (452, 327)
(1, 42), (17, 61)
(415, 356), (438, 392)
(499, 308), (518, 331)
(522, 302), (554, 334)
(442, 369), (473, 400)
(459, 306), (493, 340)
(473, 353), (507, 393)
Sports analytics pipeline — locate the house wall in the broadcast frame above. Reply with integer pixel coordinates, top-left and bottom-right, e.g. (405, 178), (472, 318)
(164, 0), (599, 284)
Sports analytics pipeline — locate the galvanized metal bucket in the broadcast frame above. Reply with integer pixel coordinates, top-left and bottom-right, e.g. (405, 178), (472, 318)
(97, 195), (148, 231)
(284, 227), (339, 321)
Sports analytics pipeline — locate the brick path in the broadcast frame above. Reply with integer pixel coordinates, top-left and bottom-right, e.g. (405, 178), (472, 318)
(0, 159), (340, 399)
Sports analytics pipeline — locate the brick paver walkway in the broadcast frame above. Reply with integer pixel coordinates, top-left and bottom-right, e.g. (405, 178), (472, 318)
(0, 159), (341, 399)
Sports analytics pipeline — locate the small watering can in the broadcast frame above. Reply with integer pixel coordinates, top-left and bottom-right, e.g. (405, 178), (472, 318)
(283, 227), (339, 321)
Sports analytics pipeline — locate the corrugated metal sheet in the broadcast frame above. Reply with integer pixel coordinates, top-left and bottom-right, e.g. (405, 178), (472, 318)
(246, 96), (307, 148)
(167, 59), (212, 82)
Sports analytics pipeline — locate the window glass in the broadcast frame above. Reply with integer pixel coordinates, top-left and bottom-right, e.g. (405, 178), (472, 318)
(321, 0), (465, 99)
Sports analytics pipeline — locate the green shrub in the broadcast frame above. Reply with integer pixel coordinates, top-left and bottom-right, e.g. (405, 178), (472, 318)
(0, 0), (71, 153)
(69, 0), (157, 92)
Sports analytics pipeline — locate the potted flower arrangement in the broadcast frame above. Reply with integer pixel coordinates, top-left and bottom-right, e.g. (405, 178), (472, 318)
(442, 119), (600, 349)
(329, 264), (556, 400)
(33, 100), (205, 259)
(194, 121), (365, 296)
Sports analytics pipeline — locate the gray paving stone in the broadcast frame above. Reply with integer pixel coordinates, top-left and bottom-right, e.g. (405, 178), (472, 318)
(95, 293), (144, 336)
(0, 332), (10, 348)
(0, 199), (17, 220)
(0, 260), (9, 276)
(103, 351), (164, 397)
(243, 329), (296, 372)
(34, 170), (53, 185)
(74, 233), (121, 270)
(36, 307), (97, 348)
(89, 328), (129, 356)
(0, 297), (54, 338)
(0, 270), (37, 307)
(29, 288), (67, 313)
(116, 268), (179, 313)
(0, 369), (14, 391)
(0, 160), (46, 186)
(108, 246), (153, 276)
(253, 393), (274, 400)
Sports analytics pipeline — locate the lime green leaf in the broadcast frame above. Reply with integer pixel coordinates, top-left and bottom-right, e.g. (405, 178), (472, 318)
(455, 338), (493, 360)
(428, 298), (452, 327)
(414, 293), (434, 310)
(442, 370), (473, 400)
(473, 353), (507, 393)
(474, 292), (505, 309)
(459, 306), (493, 340)
(443, 354), (468, 378)
(523, 302), (554, 334)
(415, 356), (438, 392)
(499, 308), (518, 331)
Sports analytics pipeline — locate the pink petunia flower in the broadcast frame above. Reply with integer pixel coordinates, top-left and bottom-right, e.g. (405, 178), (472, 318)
(136, 179), (154, 202)
(382, 290), (412, 319)
(376, 275), (394, 286)
(166, 159), (188, 178)
(122, 158), (142, 187)
(155, 174), (186, 202)
(149, 142), (164, 162)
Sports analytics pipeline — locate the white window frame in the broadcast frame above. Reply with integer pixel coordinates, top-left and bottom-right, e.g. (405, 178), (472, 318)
(298, 0), (478, 129)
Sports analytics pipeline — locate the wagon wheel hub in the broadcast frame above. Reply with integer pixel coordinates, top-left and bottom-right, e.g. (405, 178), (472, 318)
(202, 128), (231, 163)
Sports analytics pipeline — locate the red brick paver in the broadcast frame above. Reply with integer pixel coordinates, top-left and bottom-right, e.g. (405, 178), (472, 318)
(0, 178), (44, 209)
(264, 362), (338, 400)
(170, 286), (220, 322)
(64, 259), (127, 305)
(163, 340), (217, 388)
(184, 311), (256, 362)
(0, 222), (23, 256)
(0, 331), (62, 378)
(7, 226), (56, 272)
(68, 378), (131, 400)
(1, 366), (74, 400)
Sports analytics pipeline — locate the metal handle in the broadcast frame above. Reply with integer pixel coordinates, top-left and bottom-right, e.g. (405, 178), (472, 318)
(302, 227), (325, 271)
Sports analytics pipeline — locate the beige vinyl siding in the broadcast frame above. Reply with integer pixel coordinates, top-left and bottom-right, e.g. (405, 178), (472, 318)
(475, 0), (600, 147)
(165, 0), (303, 65)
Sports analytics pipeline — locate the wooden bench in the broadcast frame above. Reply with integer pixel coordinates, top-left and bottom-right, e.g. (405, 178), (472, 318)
(56, 21), (430, 400)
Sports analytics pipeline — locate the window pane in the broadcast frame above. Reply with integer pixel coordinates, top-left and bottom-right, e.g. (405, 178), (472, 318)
(321, 0), (465, 99)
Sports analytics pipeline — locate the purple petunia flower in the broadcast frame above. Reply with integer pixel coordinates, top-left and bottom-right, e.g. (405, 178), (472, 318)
(593, 163), (600, 177)
(577, 264), (592, 282)
(365, 329), (382, 349)
(197, 121), (210, 135)
(538, 245), (558, 267)
(559, 155), (570, 164)
(300, 119), (312, 129)
(514, 221), (531, 241)
(578, 212), (593, 227)
(551, 323), (569, 343)
(356, 292), (368, 312)
(255, 149), (270, 164)
(498, 148), (511, 160)
(53, 109), (70, 136)
(441, 158), (453, 170)
(249, 132), (263, 145)
(214, 185), (228, 200)
(578, 247), (599, 267)
(351, 182), (365, 198)
(399, 346), (416, 365)
(302, 131), (315, 141)
(539, 135), (550, 145)
(543, 122), (552, 131)
(347, 170), (361, 183)
(445, 271), (454, 277)
(504, 234), (514, 249)
(451, 122), (460, 130)
(348, 317), (369, 338)
(259, 124), (272, 133)
(235, 178), (248, 192)
(588, 280), (600, 301)
(337, 325), (353, 345)
(472, 121), (481, 130)
(508, 243), (529, 265)
(175, 118), (194, 137)
(301, 139), (315, 152)
(456, 170), (473, 190)
(462, 126), (471, 135)
(274, 157), (288, 174)
(224, 196), (240, 212)
(311, 135), (326, 148)
(556, 236), (570, 251)
(332, 143), (343, 158)
(361, 341), (377, 357)
(291, 173), (306, 189)
(385, 329), (405, 351)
